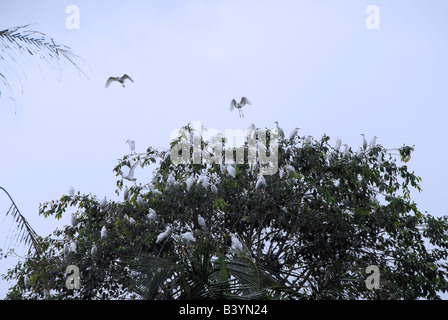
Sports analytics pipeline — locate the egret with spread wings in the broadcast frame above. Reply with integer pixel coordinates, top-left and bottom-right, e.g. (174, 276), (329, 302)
(105, 74), (134, 88)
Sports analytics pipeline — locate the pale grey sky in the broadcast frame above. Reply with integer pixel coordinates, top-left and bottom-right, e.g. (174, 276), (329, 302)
(1, 0), (447, 298)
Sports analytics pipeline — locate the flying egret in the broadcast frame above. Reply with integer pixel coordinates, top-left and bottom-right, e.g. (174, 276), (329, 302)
(256, 175), (266, 189)
(289, 128), (301, 142)
(230, 97), (251, 118)
(147, 208), (157, 222)
(231, 234), (243, 252)
(360, 134), (367, 150)
(334, 138), (342, 152)
(126, 139), (135, 154)
(101, 226), (107, 239)
(227, 165), (236, 178)
(284, 164), (296, 174)
(105, 74), (134, 88)
(100, 196), (107, 210)
(124, 160), (140, 182)
(24, 275), (30, 290)
(343, 144), (349, 159)
(156, 226), (171, 243)
(70, 241), (77, 254)
(274, 121), (285, 139)
(198, 216), (206, 229)
(68, 185), (75, 197)
(180, 231), (196, 242)
(71, 213), (77, 227)
(369, 136), (378, 149)
(91, 245), (97, 256)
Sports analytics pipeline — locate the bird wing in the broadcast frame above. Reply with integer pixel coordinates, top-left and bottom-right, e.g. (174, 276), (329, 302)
(240, 97), (251, 106)
(122, 74), (134, 82)
(127, 161), (140, 177)
(230, 99), (237, 111)
(105, 77), (117, 88)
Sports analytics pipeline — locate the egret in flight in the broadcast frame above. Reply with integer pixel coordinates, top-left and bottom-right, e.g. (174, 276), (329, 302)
(124, 160), (140, 182)
(105, 74), (134, 88)
(230, 97), (251, 118)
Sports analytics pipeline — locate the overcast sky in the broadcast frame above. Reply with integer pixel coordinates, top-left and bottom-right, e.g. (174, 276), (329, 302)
(1, 0), (447, 298)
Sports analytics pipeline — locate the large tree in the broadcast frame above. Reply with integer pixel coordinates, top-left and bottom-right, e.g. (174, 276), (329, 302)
(3, 123), (448, 299)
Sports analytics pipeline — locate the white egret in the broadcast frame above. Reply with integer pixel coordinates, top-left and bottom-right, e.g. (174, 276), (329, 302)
(123, 186), (129, 201)
(256, 175), (266, 189)
(124, 160), (140, 182)
(105, 74), (134, 88)
(137, 195), (144, 206)
(128, 217), (136, 225)
(369, 136), (378, 149)
(156, 226), (171, 243)
(167, 172), (176, 187)
(197, 174), (209, 189)
(91, 245), (97, 256)
(101, 226), (107, 239)
(360, 134), (367, 150)
(227, 165), (236, 178)
(231, 234), (243, 252)
(230, 97), (251, 118)
(64, 243), (70, 259)
(71, 213), (77, 227)
(198, 216), (206, 229)
(180, 231), (196, 242)
(343, 144), (349, 159)
(210, 184), (218, 194)
(147, 208), (157, 222)
(68, 185), (75, 197)
(220, 164), (226, 175)
(24, 275), (30, 290)
(279, 168), (285, 179)
(186, 176), (195, 191)
(100, 196), (107, 210)
(284, 164), (295, 174)
(126, 139), (135, 154)
(357, 148), (363, 159)
(289, 128), (301, 142)
(70, 241), (77, 254)
(274, 121), (285, 139)
(334, 138), (342, 152)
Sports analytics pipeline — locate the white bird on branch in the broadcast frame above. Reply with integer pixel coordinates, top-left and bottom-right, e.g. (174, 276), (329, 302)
(126, 139), (135, 154)
(91, 245), (97, 256)
(231, 234), (243, 252)
(105, 74), (134, 88)
(369, 136), (378, 149)
(284, 164), (296, 174)
(274, 121), (285, 139)
(70, 241), (77, 254)
(256, 174), (266, 189)
(343, 144), (349, 159)
(230, 97), (251, 118)
(289, 128), (301, 142)
(147, 208), (157, 223)
(167, 172), (176, 187)
(68, 185), (75, 197)
(64, 243), (70, 259)
(71, 213), (77, 227)
(198, 216), (206, 229)
(101, 226), (107, 239)
(180, 231), (196, 242)
(100, 196), (107, 210)
(334, 138), (342, 152)
(186, 175), (195, 191)
(156, 226), (171, 243)
(24, 275), (30, 290)
(227, 165), (236, 178)
(123, 186), (129, 201)
(360, 134), (367, 150)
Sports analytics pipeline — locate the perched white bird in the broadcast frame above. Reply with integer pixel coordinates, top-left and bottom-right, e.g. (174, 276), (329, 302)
(284, 164), (296, 174)
(101, 226), (107, 239)
(231, 234), (243, 252)
(128, 217), (136, 225)
(126, 139), (135, 154)
(147, 208), (157, 222)
(137, 195), (144, 206)
(210, 184), (218, 194)
(100, 196), (107, 210)
(279, 168), (285, 179)
(220, 164), (226, 175)
(360, 134), (367, 150)
(105, 74), (134, 88)
(180, 231), (196, 242)
(167, 173), (176, 187)
(24, 275), (30, 290)
(123, 186), (129, 201)
(227, 165), (236, 178)
(369, 136), (378, 149)
(274, 121), (285, 139)
(124, 161), (140, 182)
(289, 128), (301, 142)
(186, 176), (195, 191)
(230, 97), (251, 118)
(64, 243), (70, 259)
(71, 213), (77, 227)
(197, 174), (209, 189)
(357, 148), (363, 159)
(334, 138), (342, 152)
(198, 216), (206, 229)
(68, 185), (75, 197)
(91, 245), (97, 256)
(256, 175), (266, 189)
(156, 227), (171, 243)
(70, 241), (77, 254)
(343, 144), (349, 159)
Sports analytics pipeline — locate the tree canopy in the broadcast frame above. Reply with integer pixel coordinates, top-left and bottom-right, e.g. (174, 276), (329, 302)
(3, 123), (448, 300)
